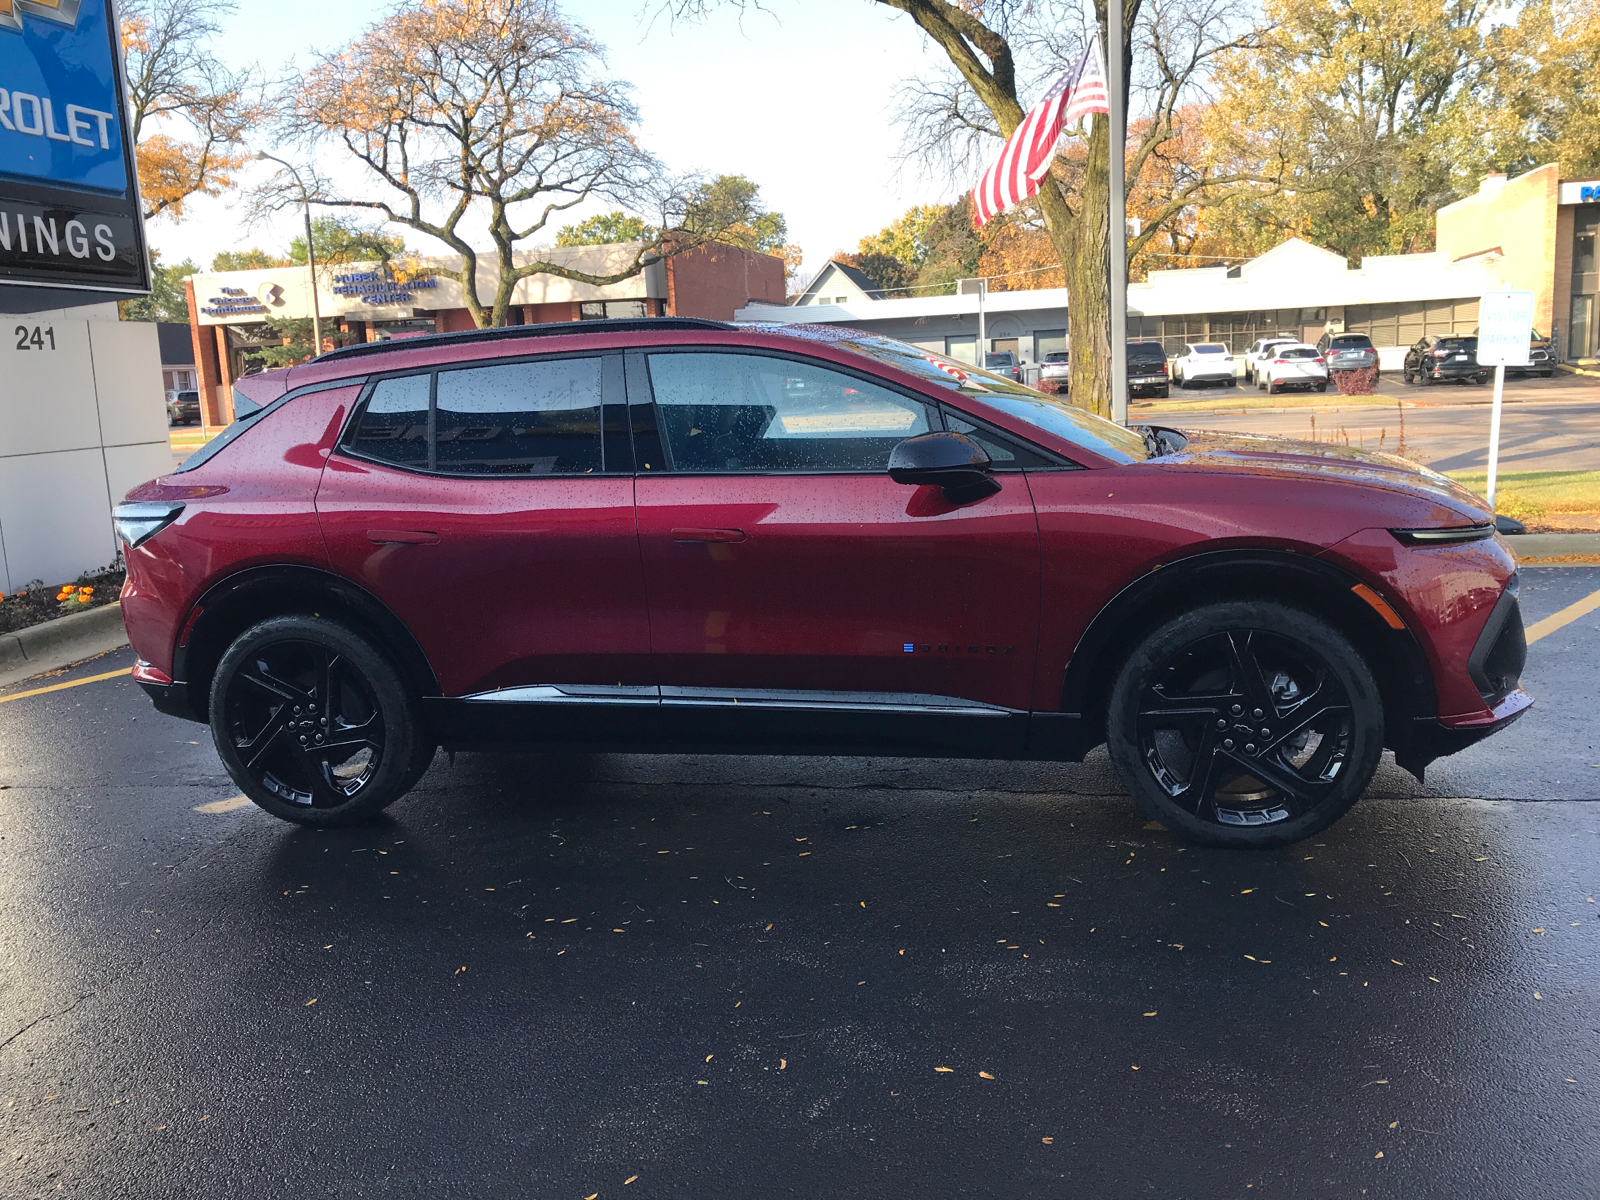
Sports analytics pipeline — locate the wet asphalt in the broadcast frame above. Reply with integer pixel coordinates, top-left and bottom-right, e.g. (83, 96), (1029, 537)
(1, 567), (1597, 1199)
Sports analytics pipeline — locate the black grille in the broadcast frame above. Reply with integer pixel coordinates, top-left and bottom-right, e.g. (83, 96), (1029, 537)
(1468, 583), (1526, 708)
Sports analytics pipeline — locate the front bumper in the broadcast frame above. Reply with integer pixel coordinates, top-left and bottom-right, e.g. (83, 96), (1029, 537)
(1398, 688), (1533, 777)
(132, 660), (201, 723)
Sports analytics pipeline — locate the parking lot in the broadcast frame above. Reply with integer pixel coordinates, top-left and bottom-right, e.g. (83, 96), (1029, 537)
(1, 567), (1595, 1198)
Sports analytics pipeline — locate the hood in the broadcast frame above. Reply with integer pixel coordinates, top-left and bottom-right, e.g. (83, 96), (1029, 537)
(1150, 428), (1488, 518)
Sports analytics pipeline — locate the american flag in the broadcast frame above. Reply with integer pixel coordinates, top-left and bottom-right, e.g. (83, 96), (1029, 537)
(971, 37), (1110, 228)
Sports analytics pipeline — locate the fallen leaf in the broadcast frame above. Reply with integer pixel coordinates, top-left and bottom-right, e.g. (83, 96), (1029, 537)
(625, 1176), (638, 1185)
(979, 1071), (995, 1079)
(1391, 960), (1404, 966)
(1241, 889), (1254, 894)
(705, 1054), (713, 1063)
(1375, 1151), (1384, 1159)
(1319, 921), (1330, 927)
(1429, 977), (1440, 983)
(1041, 1136), (1054, 1144)
(1244, 955), (1257, 961)
(1144, 1011), (1158, 1017)
(696, 1080), (708, 1085)
(1131, 1065), (1140, 1070)
(935, 1066), (954, 1073)
(779, 1058), (786, 1070)
(1389, 1121), (1398, 1129)
(765, 924), (773, 931)
(1534, 992), (1543, 1000)
(304, 998), (317, 1006)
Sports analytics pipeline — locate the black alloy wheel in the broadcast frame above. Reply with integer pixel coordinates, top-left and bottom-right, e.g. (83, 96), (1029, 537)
(1107, 601), (1383, 847)
(209, 615), (433, 825)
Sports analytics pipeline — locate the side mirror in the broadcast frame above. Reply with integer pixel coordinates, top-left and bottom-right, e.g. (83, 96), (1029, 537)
(888, 432), (1002, 504)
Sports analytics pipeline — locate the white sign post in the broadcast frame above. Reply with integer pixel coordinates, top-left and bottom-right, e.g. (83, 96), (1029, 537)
(1475, 290), (1535, 514)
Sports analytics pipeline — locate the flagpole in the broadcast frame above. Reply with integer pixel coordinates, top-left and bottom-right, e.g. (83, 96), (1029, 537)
(1105, 16), (1129, 424)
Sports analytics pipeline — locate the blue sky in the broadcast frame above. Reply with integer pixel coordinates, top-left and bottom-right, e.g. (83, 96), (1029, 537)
(145, 0), (964, 281)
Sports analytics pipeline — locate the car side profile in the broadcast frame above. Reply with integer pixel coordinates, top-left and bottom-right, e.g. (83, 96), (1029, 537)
(117, 319), (1530, 848)
(1256, 344), (1330, 394)
(1171, 343), (1236, 388)
(1404, 335), (1487, 386)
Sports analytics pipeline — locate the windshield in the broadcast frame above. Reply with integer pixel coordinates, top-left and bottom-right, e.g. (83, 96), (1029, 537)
(1281, 348), (1318, 359)
(1330, 336), (1373, 349)
(1193, 344), (1226, 355)
(1127, 345), (1166, 364)
(1438, 337), (1477, 350)
(759, 325), (1150, 463)
(1044, 351), (1070, 362)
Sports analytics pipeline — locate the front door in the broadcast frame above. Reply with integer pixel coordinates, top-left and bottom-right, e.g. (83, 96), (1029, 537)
(629, 348), (1042, 754)
(316, 353), (650, 702)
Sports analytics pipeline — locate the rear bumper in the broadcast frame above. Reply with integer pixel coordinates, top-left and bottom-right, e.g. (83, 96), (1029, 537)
(1423, 363), (1481, 379)
(132, 659), (202, 723)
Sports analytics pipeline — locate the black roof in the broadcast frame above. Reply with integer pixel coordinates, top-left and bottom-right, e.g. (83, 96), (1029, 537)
(156, 322), (194, 365)
(312, 317), (735, 364)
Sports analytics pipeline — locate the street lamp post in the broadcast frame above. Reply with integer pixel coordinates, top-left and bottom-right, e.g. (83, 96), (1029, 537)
(255, 151), (322, 355)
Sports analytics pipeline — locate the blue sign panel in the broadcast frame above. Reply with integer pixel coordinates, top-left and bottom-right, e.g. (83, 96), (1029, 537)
(0, 0), (128, 194)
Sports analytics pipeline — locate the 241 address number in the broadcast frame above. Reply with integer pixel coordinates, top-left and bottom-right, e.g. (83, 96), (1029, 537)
(14, 325), (57, 351)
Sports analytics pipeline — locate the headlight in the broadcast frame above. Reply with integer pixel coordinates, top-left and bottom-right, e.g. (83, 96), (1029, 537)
(114, 501), (185, 548)
(1389, 523), (1495, 546)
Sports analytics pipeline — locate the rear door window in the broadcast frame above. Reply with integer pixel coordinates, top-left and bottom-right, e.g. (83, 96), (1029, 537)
(348, 374), (431, 467)
(646, 351), (938, 473)
(434, 358), (603, 475)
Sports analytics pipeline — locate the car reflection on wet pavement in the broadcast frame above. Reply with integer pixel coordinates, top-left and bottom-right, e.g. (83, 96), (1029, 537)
(0, 568), (1596, 1199)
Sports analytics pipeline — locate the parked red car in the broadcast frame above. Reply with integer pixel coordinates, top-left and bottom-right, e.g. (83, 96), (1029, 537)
(116, 319), (1529, 847)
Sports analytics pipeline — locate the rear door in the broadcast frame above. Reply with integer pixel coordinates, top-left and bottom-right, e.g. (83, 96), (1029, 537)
(316, 353), (650, 701)
(629, 347), (1043, 754)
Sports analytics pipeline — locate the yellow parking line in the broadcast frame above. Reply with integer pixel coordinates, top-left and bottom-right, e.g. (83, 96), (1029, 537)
(1526, 587), (1600, 645)
(0, 667), (127, 704)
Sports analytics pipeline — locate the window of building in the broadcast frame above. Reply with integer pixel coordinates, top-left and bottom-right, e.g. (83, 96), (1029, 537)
(433, 358), (604, 475)
(945, 335), (977, 365)
(347, 374), (431, 468)
(646, 351), (937, 473)
(1033, 328), (1066, 361)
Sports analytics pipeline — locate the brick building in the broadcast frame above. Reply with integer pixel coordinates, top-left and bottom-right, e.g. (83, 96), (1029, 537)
(183, 238), (785, 427)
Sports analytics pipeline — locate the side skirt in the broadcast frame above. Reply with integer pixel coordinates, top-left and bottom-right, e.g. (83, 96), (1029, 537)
(421, 685), (1093, 761)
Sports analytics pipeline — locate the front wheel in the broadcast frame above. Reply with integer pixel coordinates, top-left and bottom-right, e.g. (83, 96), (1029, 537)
(209, 615), (433, 826)
(1105, 600), (1384, 848)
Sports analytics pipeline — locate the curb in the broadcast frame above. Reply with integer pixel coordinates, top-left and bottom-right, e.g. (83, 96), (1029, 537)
(0, 603), (130, 689)
(1556, 362), (1600, 379)
(1512, 531), (1600, 565)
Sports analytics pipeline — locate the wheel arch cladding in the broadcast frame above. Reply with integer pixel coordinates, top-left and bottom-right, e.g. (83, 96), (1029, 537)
(175, 565), (442, 721)
(1060, 550), (1436, 750)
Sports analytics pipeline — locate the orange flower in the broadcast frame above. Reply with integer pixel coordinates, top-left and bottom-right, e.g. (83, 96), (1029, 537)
(79, 586), (93, 595)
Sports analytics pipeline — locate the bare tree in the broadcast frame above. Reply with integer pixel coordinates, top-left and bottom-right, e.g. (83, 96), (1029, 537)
(273, 0), (749, 328)
(672, 0), (1278, 415)
(121, 0), (262, 221)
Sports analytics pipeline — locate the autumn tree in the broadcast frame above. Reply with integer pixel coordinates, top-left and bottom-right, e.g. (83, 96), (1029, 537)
(676, 0), (1270, 417)
(121, 0), (261, 221)
(277, 0), (769, 327)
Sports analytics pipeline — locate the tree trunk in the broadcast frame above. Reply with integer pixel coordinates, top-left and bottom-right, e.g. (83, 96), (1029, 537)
(1051, 114), (1113, 419)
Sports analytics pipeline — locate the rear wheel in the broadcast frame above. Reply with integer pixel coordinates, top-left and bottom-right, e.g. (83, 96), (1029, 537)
(1106, 601), (1383, 848)
(1156, 386), (1169, 398)
(209, 616), (433, 826)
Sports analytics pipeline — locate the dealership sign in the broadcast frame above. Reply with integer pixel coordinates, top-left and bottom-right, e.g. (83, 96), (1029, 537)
(0, 0), (149, 297)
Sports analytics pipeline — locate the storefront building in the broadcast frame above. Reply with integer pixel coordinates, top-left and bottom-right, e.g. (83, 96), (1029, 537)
(184, 239), (784, 425)
(738, 164), (1599, 375)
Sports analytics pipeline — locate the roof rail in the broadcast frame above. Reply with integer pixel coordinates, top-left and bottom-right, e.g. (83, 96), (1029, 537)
(313, 316), (737, 364)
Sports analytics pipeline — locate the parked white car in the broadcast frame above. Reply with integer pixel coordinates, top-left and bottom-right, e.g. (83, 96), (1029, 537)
(1038, 350), (1071, 385)
(1172, 342), (1236, 388)
(1256, 343), (1329, 394)
(1243, 336), (1301, 383)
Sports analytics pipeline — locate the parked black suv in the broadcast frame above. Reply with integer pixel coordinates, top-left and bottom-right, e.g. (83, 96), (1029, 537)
(1404, 335), (1486, 386)
(1127, 341), (1170, 398)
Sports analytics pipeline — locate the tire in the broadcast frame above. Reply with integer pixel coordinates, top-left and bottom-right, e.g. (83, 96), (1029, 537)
(167, 410), (177, 428)
(1316, 382), (1328, 393)
(1157, 386), (1169, 399)
(209, 615), (434, 826)
(1270, 379), (1283, 395)
(1105, 600), (1383, 848)
(1258, 374), (1267, 392)
(1540, 370), (1554, 378)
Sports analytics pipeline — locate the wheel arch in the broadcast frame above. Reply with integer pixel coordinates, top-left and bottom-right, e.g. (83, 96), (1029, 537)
(1060, 549), (1437, 754)
(172, 565), (441, 722)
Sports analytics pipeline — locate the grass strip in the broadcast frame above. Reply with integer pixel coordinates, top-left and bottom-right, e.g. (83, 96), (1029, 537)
(1444, 470), (1600, 518)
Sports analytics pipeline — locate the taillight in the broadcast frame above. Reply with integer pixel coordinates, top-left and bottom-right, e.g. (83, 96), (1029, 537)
(1273, 358), (1287, 364)
(113, 501), (185, 548)
(1314, 357), (1326, 365)
(1433, 349), (1447, 357)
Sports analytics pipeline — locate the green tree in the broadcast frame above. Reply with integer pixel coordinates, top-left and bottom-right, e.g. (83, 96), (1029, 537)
(839, 250), (917, 294)
(856, 203), (948, 271)
(683, 175), (789, 253)
(288, 215), (406, 268)
(211, 247), (282, 271)
(250, 315), (356, 369)
(556, 211), (655, 246)
(118, 254), (200, 322)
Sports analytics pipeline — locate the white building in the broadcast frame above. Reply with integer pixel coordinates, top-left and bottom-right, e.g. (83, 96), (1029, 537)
(737, 237), (1506, 373)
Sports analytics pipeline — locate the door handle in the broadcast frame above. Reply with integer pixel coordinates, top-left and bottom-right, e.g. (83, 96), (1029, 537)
(367, 529), (440, 545)
(671, 527), (746, 543)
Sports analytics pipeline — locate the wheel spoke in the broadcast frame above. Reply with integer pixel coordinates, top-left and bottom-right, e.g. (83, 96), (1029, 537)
(238, 707), (292, 771)
(1180, 725), (1227, 819)
(1236, 749), (1337, 812)
(1225, 632), (1278, 716)
(1260, 703), (1350, 759)
(236, 666), (306, 705)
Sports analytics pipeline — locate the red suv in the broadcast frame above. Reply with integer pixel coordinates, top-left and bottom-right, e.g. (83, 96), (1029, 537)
(115, 319), (1529, 847)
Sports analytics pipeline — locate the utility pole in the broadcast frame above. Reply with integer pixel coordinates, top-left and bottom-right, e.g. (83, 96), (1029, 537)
(255, 152), (323, 355)
(1106, 9), (1129, 424)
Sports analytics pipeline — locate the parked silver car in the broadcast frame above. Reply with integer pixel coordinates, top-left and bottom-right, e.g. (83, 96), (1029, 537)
(1039, 349), (1071, 385)
(1316, 332), (1379, 376)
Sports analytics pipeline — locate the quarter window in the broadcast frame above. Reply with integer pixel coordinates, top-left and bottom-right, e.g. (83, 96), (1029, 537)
(647, 352), (938, 473)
